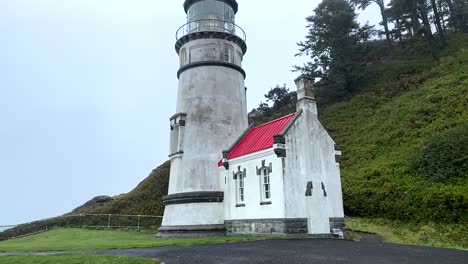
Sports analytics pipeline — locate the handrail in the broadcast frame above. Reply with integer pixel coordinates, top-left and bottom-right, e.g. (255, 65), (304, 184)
(176, 19), (246, 41)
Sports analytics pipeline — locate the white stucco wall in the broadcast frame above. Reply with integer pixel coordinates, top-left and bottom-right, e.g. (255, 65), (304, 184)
(162, 37), (248, 227)
(162, 203), (225, 226)
(223, 149), (285, 221)
(283, 99), (344, 233)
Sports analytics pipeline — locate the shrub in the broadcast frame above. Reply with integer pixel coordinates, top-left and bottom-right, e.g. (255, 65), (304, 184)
(412, 124), (468, 183)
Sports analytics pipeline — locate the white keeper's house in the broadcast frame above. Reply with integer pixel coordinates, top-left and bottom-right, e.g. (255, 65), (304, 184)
(157, 0), (344, 237)
(219, 76), (344, 236)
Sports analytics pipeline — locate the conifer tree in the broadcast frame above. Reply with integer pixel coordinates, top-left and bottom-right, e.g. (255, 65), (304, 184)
(295, 0), (372, 100)
(351, 0), (392, 46)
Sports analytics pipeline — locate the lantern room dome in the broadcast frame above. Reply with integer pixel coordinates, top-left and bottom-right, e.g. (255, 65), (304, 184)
(184, 0), (238, 14)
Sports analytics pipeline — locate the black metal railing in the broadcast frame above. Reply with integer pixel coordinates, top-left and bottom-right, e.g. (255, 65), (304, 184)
(176, 19), (246, 41)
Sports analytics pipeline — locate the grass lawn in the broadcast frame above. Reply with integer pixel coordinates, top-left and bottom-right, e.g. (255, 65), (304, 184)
(0, 228), (275, 252)
(346, 217), (468, 250)
(0, 254), (158, 264)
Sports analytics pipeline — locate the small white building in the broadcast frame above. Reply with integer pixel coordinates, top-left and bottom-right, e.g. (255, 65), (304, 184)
(219, 76), (344, 236)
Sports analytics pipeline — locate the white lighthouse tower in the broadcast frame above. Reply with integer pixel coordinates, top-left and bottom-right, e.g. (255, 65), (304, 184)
(158, 0), (248, 236)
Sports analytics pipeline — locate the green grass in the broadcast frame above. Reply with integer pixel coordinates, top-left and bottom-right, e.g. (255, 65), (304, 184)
(346, 217), (468, 250)
(0, 228), (275, 253)
(0, 255), (157, 264)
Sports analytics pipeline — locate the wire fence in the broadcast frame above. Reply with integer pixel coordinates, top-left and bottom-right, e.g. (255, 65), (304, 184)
(0, 214), (163, 241)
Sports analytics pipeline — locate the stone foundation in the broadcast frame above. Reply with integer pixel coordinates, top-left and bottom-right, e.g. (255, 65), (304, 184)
(225, 218), (308, 235)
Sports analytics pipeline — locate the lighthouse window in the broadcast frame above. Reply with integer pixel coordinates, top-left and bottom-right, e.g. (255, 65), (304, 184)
(180, 48), (187, 66)
(223, 45), (233, 63)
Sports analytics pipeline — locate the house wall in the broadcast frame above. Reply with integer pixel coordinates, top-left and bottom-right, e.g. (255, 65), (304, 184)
(223, 150), (286, 221)
(283, 99), (344, 234)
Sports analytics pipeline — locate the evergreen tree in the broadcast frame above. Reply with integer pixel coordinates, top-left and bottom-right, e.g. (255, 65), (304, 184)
(295, 0), (371, 99)
(351, 0), (393, 46)
(264, 85), (296, 111)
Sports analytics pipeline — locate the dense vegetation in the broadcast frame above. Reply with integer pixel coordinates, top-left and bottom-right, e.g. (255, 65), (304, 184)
(295, 0), (468, 104)
(320, 36), (468, 223)
(346, 217), (468, 249)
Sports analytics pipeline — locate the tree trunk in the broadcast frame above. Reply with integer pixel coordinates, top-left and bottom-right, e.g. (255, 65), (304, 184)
(410, 0), (422, 36)
(439, 0), (447, 31)
(430, 0), (444, 37)
(377, 0), (392, 46)
(445, 0), (458, 32)
(418, 0), (433, 37)
(396, 18), (404, 44)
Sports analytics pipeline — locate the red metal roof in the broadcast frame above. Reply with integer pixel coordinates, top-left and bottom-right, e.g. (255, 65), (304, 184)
(227, 113), (295, 160)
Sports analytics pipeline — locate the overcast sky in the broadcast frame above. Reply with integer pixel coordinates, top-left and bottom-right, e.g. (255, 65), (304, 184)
(0, 0), (381, 225)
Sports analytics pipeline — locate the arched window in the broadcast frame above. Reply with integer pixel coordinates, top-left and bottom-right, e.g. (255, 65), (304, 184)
(256, 160), (272, 204)
(261, 168), (271, 201)
(233, 167), (246, 205)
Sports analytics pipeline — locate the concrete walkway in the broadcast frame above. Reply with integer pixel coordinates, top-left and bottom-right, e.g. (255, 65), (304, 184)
(98, 239), (468, 264)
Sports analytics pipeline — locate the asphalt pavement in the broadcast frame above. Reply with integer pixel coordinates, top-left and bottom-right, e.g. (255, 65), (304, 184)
(98, 239), (468, 264)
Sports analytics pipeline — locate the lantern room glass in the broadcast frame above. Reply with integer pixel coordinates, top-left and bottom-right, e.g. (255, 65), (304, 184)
(187, 0), (235, 23)
(186, 0), (236, 34)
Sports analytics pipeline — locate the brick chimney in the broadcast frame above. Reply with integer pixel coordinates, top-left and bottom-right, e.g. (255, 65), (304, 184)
(295, 75), (317, 115)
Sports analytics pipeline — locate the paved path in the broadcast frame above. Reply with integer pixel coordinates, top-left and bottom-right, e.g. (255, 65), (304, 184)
(98, 239), (468, 264)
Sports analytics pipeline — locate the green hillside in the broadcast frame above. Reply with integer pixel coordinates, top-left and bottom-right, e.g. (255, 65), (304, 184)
(71, 161), (170, 216)
(321, 35), (468, 223)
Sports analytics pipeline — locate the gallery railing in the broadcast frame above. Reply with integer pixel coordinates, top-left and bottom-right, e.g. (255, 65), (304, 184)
(176, 19), (246, 41)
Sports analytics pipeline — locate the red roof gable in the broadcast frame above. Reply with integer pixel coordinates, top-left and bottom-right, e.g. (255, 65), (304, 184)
(227, 113), (295, 160)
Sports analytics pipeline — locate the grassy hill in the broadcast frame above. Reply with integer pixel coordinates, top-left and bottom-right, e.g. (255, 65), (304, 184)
(70, 161), (170, 216)
(320, 35), (468, 224)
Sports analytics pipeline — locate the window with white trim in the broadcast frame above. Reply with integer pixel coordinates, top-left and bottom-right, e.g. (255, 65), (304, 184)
(257, 160), (272, 204)
(233, 167), (246, 205)
(238, 175), (245, 203)
(261, 168), (271, 200)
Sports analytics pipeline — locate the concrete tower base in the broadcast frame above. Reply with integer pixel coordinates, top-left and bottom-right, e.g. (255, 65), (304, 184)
(157, 225), (226, 238)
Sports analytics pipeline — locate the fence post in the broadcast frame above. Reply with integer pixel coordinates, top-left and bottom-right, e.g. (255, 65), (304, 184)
(137, 215), (141, 230)
(108, 214), (111, 229)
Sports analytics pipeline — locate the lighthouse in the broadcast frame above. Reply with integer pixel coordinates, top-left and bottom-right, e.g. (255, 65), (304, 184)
(158, 0), (248, 236)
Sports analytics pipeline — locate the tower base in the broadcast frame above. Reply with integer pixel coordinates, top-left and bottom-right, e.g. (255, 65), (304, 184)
(156, 224), (226, 238)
